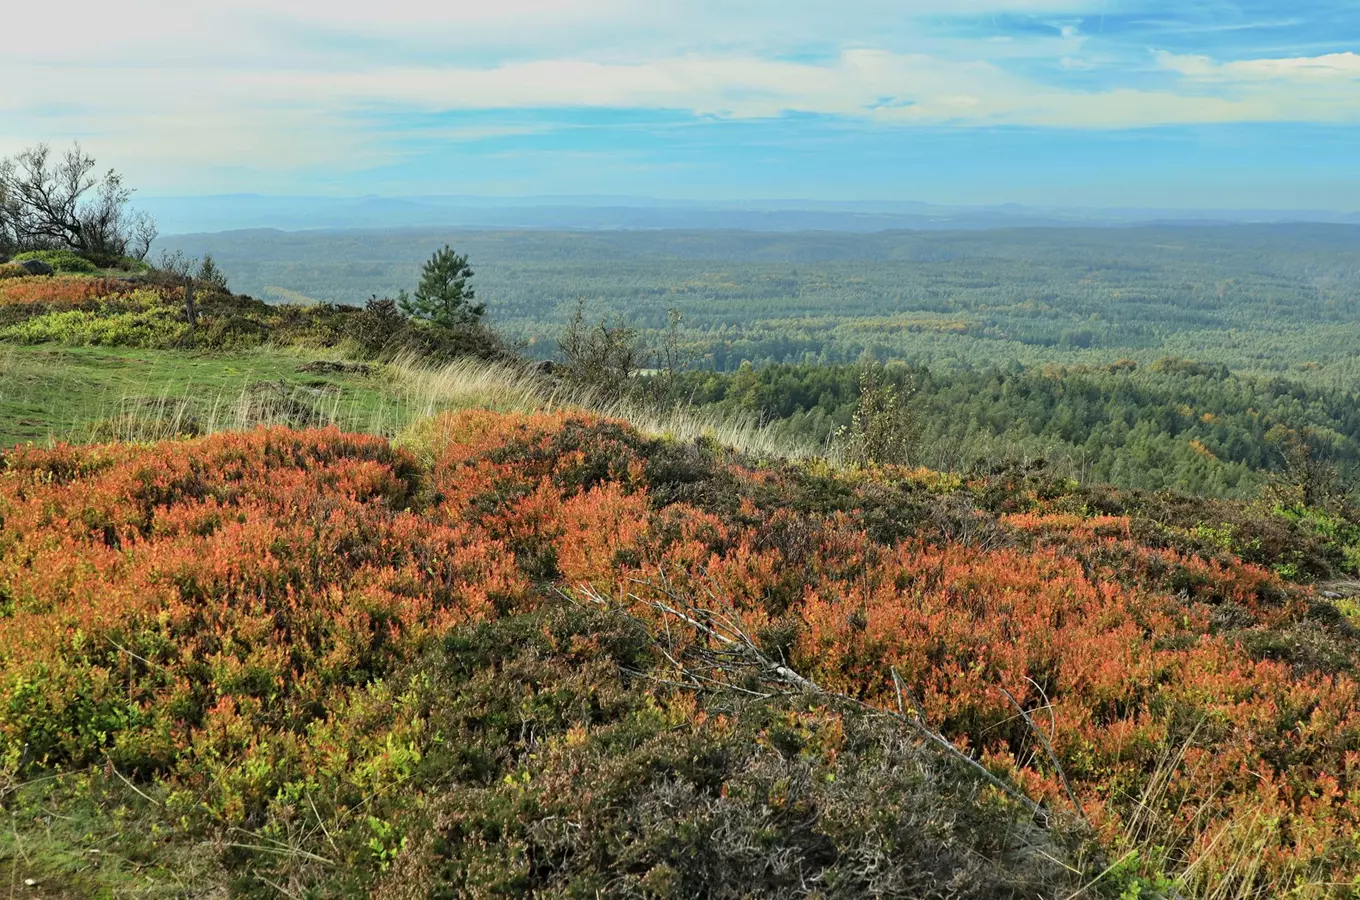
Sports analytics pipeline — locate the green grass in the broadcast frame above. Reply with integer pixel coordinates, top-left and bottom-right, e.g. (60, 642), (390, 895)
(2, 772), (225, 899)
(0, 344), (811, 462)
(0, 345), (402, 446)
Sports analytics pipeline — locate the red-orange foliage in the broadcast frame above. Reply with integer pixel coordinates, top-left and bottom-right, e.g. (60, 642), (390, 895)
(2, 410), (1357, 886)
(0, 428), (525, 784)
(0, 276), (141, 311)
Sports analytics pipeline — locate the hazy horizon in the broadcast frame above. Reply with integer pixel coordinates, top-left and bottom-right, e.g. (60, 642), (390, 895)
(142, 191), (1360, 213)
(138, 192), (1360, 237)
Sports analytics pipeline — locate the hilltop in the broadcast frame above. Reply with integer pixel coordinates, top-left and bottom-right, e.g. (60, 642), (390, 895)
(3, 404), (1360, 896)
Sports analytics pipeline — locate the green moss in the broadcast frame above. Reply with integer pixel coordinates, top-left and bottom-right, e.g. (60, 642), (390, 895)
(11, 250), (99, 274)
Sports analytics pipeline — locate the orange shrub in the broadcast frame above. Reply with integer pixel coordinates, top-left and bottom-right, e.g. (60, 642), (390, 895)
(2, 410), (1358, 889)
(0, 275), (137, 310)
(0, 427), (527, 782)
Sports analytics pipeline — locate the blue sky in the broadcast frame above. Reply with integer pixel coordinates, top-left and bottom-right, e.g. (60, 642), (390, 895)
(1, 0), (1357, 208)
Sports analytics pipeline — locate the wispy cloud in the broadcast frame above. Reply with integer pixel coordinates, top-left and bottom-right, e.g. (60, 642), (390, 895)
(1, 0), (1357, 198)
(1158, 50), (1360, 80)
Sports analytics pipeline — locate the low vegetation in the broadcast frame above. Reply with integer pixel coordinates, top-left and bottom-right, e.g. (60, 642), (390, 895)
(10, 250), (99, 274)
(3, 411), (1360, 896)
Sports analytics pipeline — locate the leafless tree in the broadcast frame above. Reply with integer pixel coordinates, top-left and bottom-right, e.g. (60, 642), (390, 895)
(557, 298), (649, 403)
(0, 177), (16, 260)
(0, 142), (157, 262)
(129, 212), (159, 262)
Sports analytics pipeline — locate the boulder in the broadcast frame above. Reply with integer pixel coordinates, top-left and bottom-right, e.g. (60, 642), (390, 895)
(16, 259), (54, 276)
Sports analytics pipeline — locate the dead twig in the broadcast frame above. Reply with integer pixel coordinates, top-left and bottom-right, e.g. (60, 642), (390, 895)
(570, 577), (1050, 825)
(104, 757), (161, 808)
(1001, 686), (1087, 826)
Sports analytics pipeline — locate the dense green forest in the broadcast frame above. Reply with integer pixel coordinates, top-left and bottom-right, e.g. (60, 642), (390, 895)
(158, 224), (1360, 382)
(666, 358), (1360, 496)
(142, 224), (1360, 497)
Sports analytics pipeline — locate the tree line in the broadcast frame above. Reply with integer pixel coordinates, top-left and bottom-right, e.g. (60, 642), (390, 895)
(662, 358), (1360, 497)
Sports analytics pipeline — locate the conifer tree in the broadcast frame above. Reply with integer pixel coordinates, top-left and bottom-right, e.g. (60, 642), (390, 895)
(196, 254), (229, 293)
(399, 245), (484, 327)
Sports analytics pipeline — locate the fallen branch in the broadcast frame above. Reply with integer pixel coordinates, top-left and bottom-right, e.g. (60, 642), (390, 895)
(1001, 685), (1088, 826)
(567, 575), (1051, 824)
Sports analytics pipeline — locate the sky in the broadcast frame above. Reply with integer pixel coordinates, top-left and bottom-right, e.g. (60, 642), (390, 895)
(2, 0), (1358, 209)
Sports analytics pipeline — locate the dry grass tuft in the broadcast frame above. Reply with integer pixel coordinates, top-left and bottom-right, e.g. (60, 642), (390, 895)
(387, 352), (818, 460)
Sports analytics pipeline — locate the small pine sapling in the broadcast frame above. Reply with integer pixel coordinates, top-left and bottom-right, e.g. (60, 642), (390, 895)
(400, 245), (485, 328)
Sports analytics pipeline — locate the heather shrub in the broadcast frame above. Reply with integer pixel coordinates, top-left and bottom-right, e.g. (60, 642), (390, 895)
(347, 295), (409, 357)
(3, 412), (1359, 896)
(0, 274), (126, 310)
(0, 262), (27, 279)
(376, 610), (1089, 900)
(391, 319), (520, 364)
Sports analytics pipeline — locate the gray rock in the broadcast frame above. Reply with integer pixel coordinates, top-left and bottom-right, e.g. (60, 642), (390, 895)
(16, 259), (54, 276)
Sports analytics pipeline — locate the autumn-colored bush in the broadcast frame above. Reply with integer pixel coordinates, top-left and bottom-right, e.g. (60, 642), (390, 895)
(0, 428), (525, 777)
(3, 410), (1359, 896)
(407, 410), (1360, 893)
(0, 277), (195, 346)
(0, 274), (133, 310)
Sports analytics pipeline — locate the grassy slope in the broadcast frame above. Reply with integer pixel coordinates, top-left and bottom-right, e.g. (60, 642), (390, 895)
(0, 343), (811, 462)
(0, 345), (401, 446)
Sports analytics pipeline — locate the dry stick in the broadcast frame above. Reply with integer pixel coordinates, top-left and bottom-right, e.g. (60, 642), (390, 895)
(258, 875), (303, 900)
(104, 757), (161, 808)
(1025, 675), (1060, 744)
(307, 793), (339, 858)
(108, 639), (168, 674)
(575, 581), (1047, 824)
(632, 573), (822, 694)
(222, 841), (334, 866)
(890, 666), (908, 717)
(1001, 687), (1088, 826)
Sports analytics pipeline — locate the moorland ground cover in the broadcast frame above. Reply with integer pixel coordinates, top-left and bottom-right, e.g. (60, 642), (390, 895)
(3, 410), (1360, 896)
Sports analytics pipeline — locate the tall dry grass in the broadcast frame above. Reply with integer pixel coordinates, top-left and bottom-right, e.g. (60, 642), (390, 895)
(387, 353), (820, 460)
(1096, 728), (1334, 900)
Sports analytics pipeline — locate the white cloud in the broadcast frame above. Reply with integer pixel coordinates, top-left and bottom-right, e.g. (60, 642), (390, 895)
(1, 1), (1357, 191)
(222, 48), (1360, 127)
(1158, 50), (1360, 81)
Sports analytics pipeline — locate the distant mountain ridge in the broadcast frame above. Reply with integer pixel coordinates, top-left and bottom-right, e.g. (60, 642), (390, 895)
(142, 193), (1360, 236)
